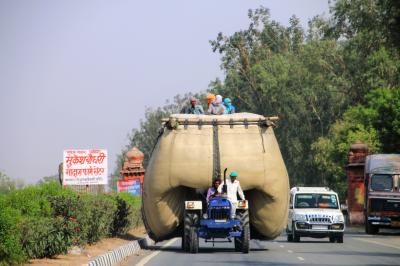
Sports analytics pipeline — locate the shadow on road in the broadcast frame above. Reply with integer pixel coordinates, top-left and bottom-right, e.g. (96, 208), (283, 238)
(196, 261), (299, 266)
(145, 245), (268, 253)
(345, 226), (400, 236)
(297, 250), (400, 258)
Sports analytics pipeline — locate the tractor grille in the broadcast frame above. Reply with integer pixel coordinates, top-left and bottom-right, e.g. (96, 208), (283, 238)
(209, 208), (230, 220)
(307, 214), (332, 223)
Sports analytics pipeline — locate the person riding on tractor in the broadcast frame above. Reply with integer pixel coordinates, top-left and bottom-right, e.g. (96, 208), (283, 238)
(218, 171), (245, 218)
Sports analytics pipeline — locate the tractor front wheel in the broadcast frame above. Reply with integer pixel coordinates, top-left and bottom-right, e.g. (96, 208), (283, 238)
(241, 224), (250, 253)
(234, 237), (241, 251)
(189, 226), (199, 253)
(183, 211), (199, 253)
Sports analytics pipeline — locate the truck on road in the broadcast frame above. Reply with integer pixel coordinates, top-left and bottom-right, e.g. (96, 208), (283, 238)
(364, 154), (400, 234)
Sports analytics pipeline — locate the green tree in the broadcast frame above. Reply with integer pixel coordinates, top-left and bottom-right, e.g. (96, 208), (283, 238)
(209, 7), (349, 185)
(209, 3), (400, 187)
(327, 0), (400, 49)
(325, 0), (400, 103)
(307, 0), (400, 194)
(115, 2), (400, 192)
(37, 175), (59, 185)
(312, 88), (400, 197)
(0, 172), (16, 195)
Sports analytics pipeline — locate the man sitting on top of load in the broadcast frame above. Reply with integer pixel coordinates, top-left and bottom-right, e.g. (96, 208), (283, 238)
(205, 93), (216, 109)
(181, 96), (204, 114)
(208, 94), (225, 115)
(223, 98), (235, 114)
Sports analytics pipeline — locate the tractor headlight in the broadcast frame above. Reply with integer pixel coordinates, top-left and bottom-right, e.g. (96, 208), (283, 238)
(332, 214), (344, 223)
(203, 213), (208, 219)
(237, 201), (247, 208)
(294, 213), (307, 222)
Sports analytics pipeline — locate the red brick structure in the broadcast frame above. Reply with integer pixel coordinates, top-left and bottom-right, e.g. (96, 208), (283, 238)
(118, 147), (145, 194)
(345, 141), (368, 225)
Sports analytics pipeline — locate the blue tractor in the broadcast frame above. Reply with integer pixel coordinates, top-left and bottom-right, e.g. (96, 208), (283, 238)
(182, 169), (250, 253)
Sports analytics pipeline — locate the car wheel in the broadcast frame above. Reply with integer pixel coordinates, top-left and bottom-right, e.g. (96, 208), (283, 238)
(292, 222), (300, 242)
(287, 232), (293, 242)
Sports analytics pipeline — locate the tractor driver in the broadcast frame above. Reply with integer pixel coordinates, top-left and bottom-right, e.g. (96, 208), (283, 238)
(218, 171), (245, 218)
(206, 179), (221, 202)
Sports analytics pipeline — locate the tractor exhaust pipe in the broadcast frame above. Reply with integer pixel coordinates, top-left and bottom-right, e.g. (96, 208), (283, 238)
(223, 168), (228, 194)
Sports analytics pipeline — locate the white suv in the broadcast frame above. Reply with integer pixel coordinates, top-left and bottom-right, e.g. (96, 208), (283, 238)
(286, 187), (345, 243)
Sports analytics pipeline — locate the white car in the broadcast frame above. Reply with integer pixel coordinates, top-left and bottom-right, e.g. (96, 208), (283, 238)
(286, 187), (345, 243)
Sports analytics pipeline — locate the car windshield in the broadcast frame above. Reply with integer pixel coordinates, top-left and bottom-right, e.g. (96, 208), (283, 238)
(371, 174), (393, 191)
(294, 194), (338, 209)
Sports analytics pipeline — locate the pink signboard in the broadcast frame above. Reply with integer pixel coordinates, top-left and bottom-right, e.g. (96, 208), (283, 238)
(63, 149), (108, 185)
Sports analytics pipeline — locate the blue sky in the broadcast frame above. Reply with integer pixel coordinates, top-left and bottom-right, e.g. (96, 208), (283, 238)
(0, 0), (330, 183)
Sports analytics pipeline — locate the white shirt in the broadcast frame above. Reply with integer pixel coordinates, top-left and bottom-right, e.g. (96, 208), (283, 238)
(218, 179), (245, 203)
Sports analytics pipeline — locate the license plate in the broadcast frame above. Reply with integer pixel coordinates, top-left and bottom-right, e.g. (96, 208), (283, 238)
(312, 225), (328, 230)
(215, 219), (227, 223)
(391, 221), (400, 227)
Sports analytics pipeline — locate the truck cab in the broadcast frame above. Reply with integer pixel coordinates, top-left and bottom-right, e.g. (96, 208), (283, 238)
(287, 187), (345, 243)
(364, 154), (400, 234)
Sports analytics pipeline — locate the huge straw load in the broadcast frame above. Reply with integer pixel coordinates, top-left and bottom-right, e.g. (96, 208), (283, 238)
(142, 113), (289, 241)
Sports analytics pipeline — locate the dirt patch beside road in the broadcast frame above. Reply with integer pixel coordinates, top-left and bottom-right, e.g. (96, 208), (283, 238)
(25, 226), (146, 266)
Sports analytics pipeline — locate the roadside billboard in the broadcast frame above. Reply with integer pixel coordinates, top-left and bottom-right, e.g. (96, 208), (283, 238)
(117, 179), (141, 195)
(63, 149), (108, 185)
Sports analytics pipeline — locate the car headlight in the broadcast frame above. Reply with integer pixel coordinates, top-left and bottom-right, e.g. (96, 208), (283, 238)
(294, 213), (307, 222)
(332, 214), (344, 223)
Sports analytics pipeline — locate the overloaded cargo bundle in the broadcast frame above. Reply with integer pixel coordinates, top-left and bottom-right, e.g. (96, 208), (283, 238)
(142, 113), (289, 241)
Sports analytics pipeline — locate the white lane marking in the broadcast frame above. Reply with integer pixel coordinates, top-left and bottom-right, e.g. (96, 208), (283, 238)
(136, 238), (177, 266)
(297, 257), (305, 261)
(279, 245), (284, 248)
(288, 250), (293, 253)
(354, 237), (400, 250)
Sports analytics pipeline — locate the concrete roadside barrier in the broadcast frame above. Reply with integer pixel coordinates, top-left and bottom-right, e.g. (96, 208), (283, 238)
(85, 236), (154, 266)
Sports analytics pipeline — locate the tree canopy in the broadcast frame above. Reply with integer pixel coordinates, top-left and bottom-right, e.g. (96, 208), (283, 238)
(115, 0), (400, 196)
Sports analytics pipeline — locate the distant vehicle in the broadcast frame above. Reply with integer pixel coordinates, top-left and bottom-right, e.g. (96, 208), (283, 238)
(287, 187), (345, 243)
(364, 154), (400, 234)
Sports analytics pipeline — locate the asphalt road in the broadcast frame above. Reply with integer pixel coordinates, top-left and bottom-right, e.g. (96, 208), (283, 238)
(124, 229), (400, 266)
